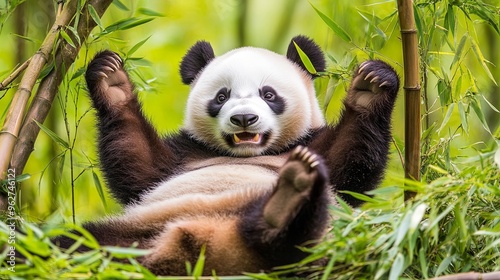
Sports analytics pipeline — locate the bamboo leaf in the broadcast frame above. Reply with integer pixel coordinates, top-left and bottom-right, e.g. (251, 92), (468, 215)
(311, 4), (351, 43)
(470, 96), (491, 134)
(450, 33), (467, 70)
(92, 171), (107, 208)
(437, 103), (455, 133)
(470, 39), (498, 86)
(128, 36), (151, 56)
(457, 101), (468, 134)
(60, 30), (76, 49)
(112, 0), (129, 11)
(137, 8), (165, 17)
(87, 4), (103, 30)
(34, 120), (70, 149)
(389, 253), (405, 280)
(293, 41), (317, 75)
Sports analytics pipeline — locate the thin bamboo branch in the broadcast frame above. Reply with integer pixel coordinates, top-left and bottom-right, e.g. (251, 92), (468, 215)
(397, 0), (421, 201)
(10, 0), (114, 175)
(0, 57), (31, 91)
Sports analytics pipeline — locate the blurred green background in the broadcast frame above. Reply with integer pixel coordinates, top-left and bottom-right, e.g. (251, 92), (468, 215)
(0, 0), (498, 224)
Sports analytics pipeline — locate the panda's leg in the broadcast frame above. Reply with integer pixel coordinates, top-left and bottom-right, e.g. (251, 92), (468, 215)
(142, 216), (263, 276)
(309, 60), (400, 207)
(85, 51), (179, 204)
(239, 146), (331, 268)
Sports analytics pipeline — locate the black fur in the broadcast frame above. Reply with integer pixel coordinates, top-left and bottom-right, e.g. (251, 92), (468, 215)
(180, 41), (215, 84)
(286, 35), (326, 77)
(207, 87), (230, 117)
(259, 86), (286, 115)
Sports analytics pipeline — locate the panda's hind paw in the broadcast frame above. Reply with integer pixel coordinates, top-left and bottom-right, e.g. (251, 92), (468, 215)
(263, 146), (325, 229)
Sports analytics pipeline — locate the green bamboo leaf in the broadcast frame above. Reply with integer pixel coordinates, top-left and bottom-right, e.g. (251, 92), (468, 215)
(457, 101), (468, 133)
(34, 120), (70, 149)
(470, 39), (498, 86)
(112, 0), (129, 11)
(102, 246), (150, 258)
(444, 4), (456, 36)
(389, 253), (405, 280)
(437, 103), (455, 133)
(450, 33), (467, 70)
(87, 4), (103, 30)
(192, 244), (206, 277)
(436, 255), (455, 276)
(357, 11), (387, 41)
(311, 4), (351, 43)
(470, 96), (491, 133)
(128, 36), (151, 56)
(66, 26), (81, 46)
(92, 171), (107, 208)
(137, 7), (165, 17)
(293, 41), (317, 75)
(340, 190), (379, 203)
(60, 29), (76, 48)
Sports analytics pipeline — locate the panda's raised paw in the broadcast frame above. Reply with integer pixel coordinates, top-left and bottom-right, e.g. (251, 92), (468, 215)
(86, 51), (135, 107)
(348, 60), (399, 109)
(263, 146), (324, 229)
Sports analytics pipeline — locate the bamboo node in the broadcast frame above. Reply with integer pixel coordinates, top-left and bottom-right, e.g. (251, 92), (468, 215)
(401, 29), (417, 34)
(403, 85), (421, 91)
(18, 87), (32, 95)
(35, 51), (49, 63)
(0, 131), (19, 139)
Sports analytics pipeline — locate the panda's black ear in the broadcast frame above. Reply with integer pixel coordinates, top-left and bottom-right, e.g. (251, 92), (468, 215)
(180, 41), (215, 84)
(286, 35), (326, 78)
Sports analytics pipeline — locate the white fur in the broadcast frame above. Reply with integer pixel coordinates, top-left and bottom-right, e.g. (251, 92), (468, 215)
(183, 47), (325, 156)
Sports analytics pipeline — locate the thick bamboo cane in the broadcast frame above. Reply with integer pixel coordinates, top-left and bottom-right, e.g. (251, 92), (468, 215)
(397, 0), (421, 200)
(0, 1), (78, 180)
(10, 0), (113, 175)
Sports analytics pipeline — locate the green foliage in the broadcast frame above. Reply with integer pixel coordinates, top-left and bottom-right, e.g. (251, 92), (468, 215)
(0, 221), (155, 279)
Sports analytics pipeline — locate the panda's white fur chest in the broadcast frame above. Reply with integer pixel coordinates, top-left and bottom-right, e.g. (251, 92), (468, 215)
(138, 154), (289, 204)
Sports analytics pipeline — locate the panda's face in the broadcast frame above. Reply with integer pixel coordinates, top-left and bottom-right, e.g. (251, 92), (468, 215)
(183, 47), (325, 156)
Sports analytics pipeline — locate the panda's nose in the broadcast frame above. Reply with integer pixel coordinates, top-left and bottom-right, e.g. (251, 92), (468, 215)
(230, 114), (259, 128)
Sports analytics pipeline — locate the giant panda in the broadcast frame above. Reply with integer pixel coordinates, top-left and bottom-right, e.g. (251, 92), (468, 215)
(66, 35), (399, 275)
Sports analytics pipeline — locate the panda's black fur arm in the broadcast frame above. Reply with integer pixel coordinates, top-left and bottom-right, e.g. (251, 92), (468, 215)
(85, 51), (191, 205)
(309, 60), (399, 207)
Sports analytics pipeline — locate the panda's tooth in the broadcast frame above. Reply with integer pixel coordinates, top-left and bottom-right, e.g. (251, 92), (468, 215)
(234, 134), (241, 143)
(253, 134), (260, 142)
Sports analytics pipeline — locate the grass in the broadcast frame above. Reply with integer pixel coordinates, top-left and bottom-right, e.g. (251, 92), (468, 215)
(1, 150), (499, 279)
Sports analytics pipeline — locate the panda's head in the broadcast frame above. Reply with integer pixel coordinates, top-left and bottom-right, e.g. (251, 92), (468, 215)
(180, 35), (326, 157)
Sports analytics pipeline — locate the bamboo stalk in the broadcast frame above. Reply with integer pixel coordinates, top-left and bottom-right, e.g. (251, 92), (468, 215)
(429, 271), (500, 280)
(397, 0), (421, 200)
(0, 0), (78, 180)
(10, 0), (114, 175)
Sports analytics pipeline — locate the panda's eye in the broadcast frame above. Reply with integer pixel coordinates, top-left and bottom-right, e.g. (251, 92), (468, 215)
(217, 93), (227, 103)
(215, 88), (230, 104)
(263, 92), (275, 101)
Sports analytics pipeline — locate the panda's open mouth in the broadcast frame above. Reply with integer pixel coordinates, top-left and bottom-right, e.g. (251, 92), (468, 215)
(224, 131), (270, 146)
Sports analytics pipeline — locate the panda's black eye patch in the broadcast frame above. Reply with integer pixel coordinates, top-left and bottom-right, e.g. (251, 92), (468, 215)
(260, 86), (285, 115)
(208, 87), (230, 117)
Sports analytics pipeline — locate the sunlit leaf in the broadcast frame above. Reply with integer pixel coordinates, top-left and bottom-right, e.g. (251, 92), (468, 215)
(137, 8), (165, 17)
(88, 4), (103, 30)
(470, 96), (491, 134)
(112, 0), (129, 11)
(92, 171), (107, 208)
(128, 36), (151, 56)
(293, 41), (317, 75)
(60, 29), (76, 48)
(34, 120), (70, 149)
(311, 4), (351, 43)
(470, 39), (497, 86)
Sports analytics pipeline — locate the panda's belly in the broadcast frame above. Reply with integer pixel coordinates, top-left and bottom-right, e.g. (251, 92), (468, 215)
(140, 155), (288, 204)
